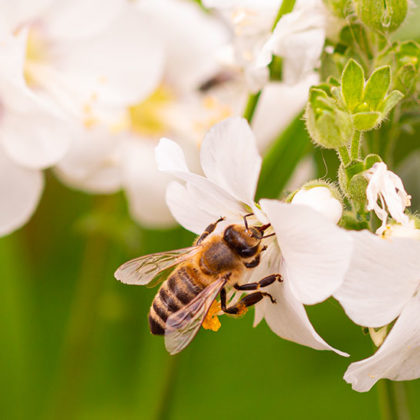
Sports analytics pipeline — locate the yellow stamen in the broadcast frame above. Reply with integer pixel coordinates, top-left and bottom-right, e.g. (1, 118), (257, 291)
(24, 28), (48, 86)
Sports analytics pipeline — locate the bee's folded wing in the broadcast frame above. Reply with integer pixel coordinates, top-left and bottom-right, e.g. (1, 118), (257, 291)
(114, 246), (198, 286)
(164, 277), (227, 355)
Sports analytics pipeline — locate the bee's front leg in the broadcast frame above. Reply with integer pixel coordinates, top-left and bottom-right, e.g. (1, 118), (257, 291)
(195, 217), (225, 245)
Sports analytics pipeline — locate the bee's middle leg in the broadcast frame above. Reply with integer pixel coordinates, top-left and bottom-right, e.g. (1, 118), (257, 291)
(195, 217), (225, 245)
(220, 287), (276, 316)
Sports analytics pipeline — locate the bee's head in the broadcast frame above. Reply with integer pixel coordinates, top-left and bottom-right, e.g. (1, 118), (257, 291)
(223, 224), (262, 258)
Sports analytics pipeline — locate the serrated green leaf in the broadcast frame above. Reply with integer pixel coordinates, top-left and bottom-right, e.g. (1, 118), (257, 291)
(379, 90), (404, 116)
(341, 59), (364, 112)
(256, 113), (311, 200)
(364, 66), (391, 109)
(352, 111), (381, 130)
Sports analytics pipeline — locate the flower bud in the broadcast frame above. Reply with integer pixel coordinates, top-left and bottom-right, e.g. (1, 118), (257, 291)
(305, 89), (354, 149)
(291, 183), (343, 224)
(353, 0), (408, 33)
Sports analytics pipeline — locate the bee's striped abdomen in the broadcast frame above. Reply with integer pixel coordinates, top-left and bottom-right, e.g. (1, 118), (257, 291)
(148, 265), (205, 335)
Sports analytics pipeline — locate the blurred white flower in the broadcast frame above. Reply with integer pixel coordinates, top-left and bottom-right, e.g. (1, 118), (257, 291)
(365, 162), (412, 234)
(155, 116), (353, 354)
(204, 0), (331, 90)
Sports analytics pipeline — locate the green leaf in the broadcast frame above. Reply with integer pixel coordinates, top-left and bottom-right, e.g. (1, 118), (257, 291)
(352, 111), (381, 131)
(341, 59), (365, 112)
(364, 66), (391, 109)
(379, 90), (404, 116)
(256, 113), (311, 200)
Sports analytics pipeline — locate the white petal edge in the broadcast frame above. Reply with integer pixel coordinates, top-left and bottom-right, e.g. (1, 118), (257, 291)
(0, 149), (43, 236)
(260, 199), (353, 305)
(344, 292), (420, 392)
(200, 117), (261, 206)
(334, 230), (420, 328)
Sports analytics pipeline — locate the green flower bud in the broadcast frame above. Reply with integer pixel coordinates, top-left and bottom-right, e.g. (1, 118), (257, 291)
(348, 172), (369, 211)
(353, 0), (408, 33)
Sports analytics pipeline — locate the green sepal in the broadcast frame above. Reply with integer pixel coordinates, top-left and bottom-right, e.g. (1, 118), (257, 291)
(352, 111), (381, 131)
(339, 211), (370, 230)
(364, 66), (391, 109)
(364, 153), (383, 169)
(378, 90), (403, 115)
(341, 59), (365, 112)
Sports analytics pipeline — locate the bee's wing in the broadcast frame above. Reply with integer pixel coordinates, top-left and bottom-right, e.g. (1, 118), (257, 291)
(114, 246), (199, 286)
(164, 277), (227, 355)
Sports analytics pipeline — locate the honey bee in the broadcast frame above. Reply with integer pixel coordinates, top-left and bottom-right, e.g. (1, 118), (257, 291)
(114, 215), (281, 354)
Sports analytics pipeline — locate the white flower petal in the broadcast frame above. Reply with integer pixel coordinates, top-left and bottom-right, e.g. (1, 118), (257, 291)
(259, 280), (348, 356)
(200, 117), (261, 206)
(0, 149), (43, 236)
(344, 293), (420, 392)
(155, 137), (244, 220)
(166, 182), (215, 235)
(0, 87), (73, 169)
(122, 140), (174, 228)
(55, 126), (122, 193)
(44, 0), (124, 40)
(334, 231), (420, 328)
(53, 8), (164, 109)
(260, 199), (353, 304)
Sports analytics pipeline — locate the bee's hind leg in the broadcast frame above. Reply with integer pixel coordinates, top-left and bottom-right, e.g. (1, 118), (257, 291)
(195, 217), (225, 245)
(220, 287), (276, 316)
(233, 274), (282, 291)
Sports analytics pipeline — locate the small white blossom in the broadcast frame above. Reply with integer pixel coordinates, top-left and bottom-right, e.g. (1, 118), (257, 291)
(155, 116), (353, 354)
(365, 162), (412, 234)
(291, 186), (343, 224)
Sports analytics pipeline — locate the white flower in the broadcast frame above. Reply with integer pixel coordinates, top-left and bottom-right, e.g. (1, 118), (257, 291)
(291, 186), (343, 224)
(334, 222), (420, 391)
(155, 116), (353, 354)
(365, 162), (412, 235)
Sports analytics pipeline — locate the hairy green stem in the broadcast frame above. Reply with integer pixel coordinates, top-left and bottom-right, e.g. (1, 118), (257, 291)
(378, 380), (411, 420)
(338, 146), (351, 165)
(242, 0), (296, 123)
(351, 131), (362, 160)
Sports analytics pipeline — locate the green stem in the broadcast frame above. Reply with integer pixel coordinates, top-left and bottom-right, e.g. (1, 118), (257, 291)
(242, 0), (296, 123)
(378, 380), (411, 420)
(46, 197), (111, 420)
(154, 355), (181, 420)
(338, 146), (351, 165)
(351, 131), (362, 160)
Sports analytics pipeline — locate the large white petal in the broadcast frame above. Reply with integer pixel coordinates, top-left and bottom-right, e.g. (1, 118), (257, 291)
(49, 8), (164, 110)
(344, 293), (420, 392)
(0, 149), (43, 236)
(44, 0), (124, 40)
(0, 85), (73, 169)
(260, 200), (353, 305)
(200, 117), (261, 206)
(122, 139), (174, 228)
(334, 231), (420, 328)
(155, 137), (244, 220)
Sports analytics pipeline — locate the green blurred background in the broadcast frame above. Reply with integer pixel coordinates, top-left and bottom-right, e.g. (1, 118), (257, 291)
(3, 4), (420, 419)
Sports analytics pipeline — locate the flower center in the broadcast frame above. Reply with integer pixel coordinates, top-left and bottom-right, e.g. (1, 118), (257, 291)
(128, 85), (174, 137)
(24, 27), (48, 87)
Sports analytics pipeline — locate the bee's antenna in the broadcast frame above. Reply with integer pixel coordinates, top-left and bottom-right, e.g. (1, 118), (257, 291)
(262, 233), (276, 239)
(243, 213), (253, 231)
